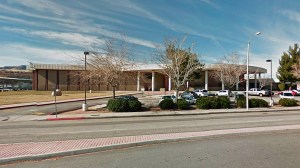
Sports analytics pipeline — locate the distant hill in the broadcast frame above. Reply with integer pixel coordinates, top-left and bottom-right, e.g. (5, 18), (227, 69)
(0, 65), (27, 70)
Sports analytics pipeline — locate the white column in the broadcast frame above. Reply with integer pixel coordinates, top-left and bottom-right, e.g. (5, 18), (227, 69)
(152, 71), (155, 92)
(221, 73), (224, 90)
(254, 74), (257, 88)
(236, 76), (239, 91)
(186, 81), (189, 90)
(137, 71), (140, 91)
(205, 70), (208, 90)
(168, 77), (171, 91)
(258, 73), (261, 88)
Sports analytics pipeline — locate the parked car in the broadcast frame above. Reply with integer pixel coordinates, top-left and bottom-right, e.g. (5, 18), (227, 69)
(118, 95), (138, 100)
(180, 91), (198, 98)
(278, 90), (297, 96)
(159, 95), (176, 103)
(194, 89), (208, 97)
(279, 92), (294, 99)
(183, 96), (197, 105)
(291, 90), (300, 96)
(247, 88), (271, 97)
(216, 90), (230, 96)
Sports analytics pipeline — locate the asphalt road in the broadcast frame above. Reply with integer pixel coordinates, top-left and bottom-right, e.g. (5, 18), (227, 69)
(1, 110), (300, 144)
(2, 129), (300, 168)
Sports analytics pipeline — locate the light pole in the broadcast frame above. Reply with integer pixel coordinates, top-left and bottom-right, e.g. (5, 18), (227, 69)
(266, 59), (273, 106)
(246, 32), (261, 111)
(82, 51), (89, 111)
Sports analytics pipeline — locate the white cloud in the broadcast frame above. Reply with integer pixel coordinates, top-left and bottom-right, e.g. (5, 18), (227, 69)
(12, 0), (65, 16)
(199, 0), (220, 9)
(1, 27), (104, 47)
(280, 10), (300, 23)
(0, 44), (82, 66)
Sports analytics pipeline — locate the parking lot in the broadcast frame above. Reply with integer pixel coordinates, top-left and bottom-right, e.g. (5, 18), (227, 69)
(138, 92), (300, 107)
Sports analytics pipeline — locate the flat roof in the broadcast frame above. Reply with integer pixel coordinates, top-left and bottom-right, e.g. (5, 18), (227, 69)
(28, 62), (267, 74)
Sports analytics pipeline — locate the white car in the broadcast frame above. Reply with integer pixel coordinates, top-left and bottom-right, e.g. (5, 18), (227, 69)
(279, 92), (294, 99)
(194, 89), (208, 97)
(159, 95), (176, 103)
(216, 90), (229, 96)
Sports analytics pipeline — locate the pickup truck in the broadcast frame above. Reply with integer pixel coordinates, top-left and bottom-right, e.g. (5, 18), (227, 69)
(247, 88), (271, 96)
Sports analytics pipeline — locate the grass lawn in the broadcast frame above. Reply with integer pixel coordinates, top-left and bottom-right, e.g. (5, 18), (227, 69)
(0, 91), (134, 105)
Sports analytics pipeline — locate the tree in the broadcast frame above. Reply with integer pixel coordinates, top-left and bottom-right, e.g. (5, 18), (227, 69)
(85, 37), (135, 99)
(210, 53), (246, 92)
(277, 43), (300, 83)
(154, 37), (204, 102)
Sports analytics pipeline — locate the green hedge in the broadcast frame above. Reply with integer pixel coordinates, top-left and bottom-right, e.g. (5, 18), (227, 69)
(196, 97), (230, 109)
(177, 99), (189, 110)
(107, 99), (142, 112)
(159, 99), (175, 110)
(279, 98), (298, 107)
(236, 97), (268, 108)
(250, 98), (269, 107)
(128, 100), (142, 112)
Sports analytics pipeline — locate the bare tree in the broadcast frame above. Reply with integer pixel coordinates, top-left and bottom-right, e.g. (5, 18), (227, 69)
(292, 57), (300, 79)
(84, 37), (135, 98)
(210, 53), (246, 92)
(154, 37), (203, 102)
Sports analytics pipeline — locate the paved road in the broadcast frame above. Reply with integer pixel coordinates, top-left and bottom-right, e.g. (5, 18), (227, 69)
(2, 129), (300, 168)
(1, 110), (300, 144)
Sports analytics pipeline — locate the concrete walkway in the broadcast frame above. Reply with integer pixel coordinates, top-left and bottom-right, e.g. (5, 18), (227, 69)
(1, 124), (300, 164)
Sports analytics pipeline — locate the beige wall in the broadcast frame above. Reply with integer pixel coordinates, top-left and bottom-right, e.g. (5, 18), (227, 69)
(59, 71), (68, 91)
(47, 70), (57, 90)
(37, 70), (46, 91)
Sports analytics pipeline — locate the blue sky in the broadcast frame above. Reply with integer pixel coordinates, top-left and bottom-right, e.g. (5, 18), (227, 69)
(0, 0), (299, 81)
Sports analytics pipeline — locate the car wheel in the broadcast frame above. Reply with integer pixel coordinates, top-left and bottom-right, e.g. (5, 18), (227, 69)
(259, 93), (262, 97)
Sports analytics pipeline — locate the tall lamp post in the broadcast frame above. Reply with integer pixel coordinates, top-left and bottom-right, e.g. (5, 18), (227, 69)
(246, 32), (261, 111)
(266, 59), (273, 106)
(82, 51), (89, 111)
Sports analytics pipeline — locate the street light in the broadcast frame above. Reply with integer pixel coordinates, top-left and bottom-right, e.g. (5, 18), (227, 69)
(82, 51), (89, 111)
(246, 32), (261, 111)
(266, 59), (273, 106)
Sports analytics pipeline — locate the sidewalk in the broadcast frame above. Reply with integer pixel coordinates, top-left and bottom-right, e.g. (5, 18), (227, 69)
(1, 124), (300, 164)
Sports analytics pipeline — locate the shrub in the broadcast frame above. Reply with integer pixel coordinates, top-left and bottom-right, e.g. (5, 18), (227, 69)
(250, 98), (268, 108)
(236, 97), (268, 108)
(177, 99), (189, 110)
(278, 83), (285, 91)
(279, 98), (298, 107)
(159, 99), (175, 110)
(196, 97), (230, 109)
(128, 100), (142, 112)
(218, 97), (231, 109)
(107, 99), (129, 112)
(236, 97), (246, 108)
(107, 99), (142, 112)
(196, 97), (211, 109)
